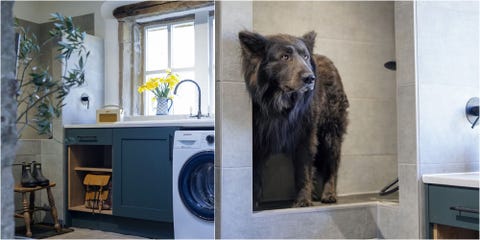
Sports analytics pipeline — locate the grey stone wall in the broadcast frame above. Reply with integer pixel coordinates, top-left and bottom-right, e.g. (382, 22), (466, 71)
(1, 1), (17, 238)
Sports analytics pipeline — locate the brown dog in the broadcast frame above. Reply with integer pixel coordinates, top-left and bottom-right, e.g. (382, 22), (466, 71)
(238, 31), (349, 208)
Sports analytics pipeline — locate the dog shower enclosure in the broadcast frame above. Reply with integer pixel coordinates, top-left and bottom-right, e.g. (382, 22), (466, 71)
(252, 1), (398, 209)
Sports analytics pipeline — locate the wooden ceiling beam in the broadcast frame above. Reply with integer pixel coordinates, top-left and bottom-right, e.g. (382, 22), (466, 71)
(113, 1), (213, 19)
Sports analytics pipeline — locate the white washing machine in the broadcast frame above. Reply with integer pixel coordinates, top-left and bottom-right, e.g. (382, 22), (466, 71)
(172, 130), (215, 239)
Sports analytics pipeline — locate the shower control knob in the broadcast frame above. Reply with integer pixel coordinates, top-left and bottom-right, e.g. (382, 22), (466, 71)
(206, 135), (214, 144)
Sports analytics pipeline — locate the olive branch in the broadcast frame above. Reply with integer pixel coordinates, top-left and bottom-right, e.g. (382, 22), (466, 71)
(15, 12), (90, 138)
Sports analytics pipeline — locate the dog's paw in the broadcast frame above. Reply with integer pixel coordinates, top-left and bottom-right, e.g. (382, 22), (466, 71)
(292, 199), (313, 208)
(320, 195), (337, 204)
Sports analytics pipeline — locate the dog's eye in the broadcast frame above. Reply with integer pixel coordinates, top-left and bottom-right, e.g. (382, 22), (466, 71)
(281, 55), (289, 61)
(304, 55), (309, 60)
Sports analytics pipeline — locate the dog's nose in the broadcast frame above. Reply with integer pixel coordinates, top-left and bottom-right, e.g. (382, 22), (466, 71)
(303, 74), (315, 84)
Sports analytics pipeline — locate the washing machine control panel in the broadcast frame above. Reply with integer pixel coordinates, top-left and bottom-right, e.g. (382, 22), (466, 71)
(206, 135), (214, 144)
(174, 131), (215, 149)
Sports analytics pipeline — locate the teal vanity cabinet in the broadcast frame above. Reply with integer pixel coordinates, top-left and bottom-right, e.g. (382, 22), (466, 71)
(424, 180), (479, 238)
(112, 127), (177, 222)
(65, 126), (178, 238)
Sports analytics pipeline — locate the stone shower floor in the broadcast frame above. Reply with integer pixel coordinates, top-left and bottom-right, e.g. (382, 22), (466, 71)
(257, 192), (399, 210)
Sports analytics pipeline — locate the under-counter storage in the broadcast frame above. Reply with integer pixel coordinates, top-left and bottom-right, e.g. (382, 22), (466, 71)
(66, 129), (113, 215)
(112, 127), (176, 222)
(65, 127), (178, 238)
(425, 184), (479, 238)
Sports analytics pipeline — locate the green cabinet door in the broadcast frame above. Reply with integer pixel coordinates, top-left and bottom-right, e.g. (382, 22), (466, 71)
(113, 127), (177, 222)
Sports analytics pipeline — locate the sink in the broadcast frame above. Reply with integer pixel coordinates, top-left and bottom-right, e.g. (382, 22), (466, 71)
(64, 114), (214, 128)
(422, 172), (479, 188)
(123, 114), (195, 121)
(113, 114), (215, 127)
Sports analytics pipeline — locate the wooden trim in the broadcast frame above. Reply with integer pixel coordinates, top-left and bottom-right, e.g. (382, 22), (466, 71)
(113, 1), (213, 19)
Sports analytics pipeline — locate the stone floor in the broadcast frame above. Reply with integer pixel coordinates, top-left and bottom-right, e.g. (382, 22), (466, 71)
(257, 191), (399, 210)
(47, 227), (146, 239)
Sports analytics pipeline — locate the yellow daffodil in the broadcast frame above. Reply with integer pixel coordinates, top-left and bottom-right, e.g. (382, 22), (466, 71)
(137, 70), (180, 99)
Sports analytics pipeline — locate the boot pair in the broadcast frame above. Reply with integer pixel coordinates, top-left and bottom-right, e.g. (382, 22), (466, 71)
(21, 161), (50, 188)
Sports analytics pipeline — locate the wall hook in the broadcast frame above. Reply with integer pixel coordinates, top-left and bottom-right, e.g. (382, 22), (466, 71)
(465, 97), (479, 129)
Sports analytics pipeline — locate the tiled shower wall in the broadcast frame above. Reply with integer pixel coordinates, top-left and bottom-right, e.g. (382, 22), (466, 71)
(215, 1), (384, 238)
(252, 1), (397, 197)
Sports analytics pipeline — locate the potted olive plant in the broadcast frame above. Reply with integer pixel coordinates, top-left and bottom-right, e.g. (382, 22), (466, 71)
(15, 12), (90, 138)
(15, 13), (90, 191)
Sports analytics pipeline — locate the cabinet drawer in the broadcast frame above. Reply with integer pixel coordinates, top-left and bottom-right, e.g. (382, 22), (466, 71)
(65, 128), (113, 145)
(428, 184), (479, 231)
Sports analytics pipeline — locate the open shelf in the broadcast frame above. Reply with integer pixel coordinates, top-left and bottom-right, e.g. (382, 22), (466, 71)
(74, 167), (112, 172)
(68, 145), (113, 214)
(69, 205), (113, 215)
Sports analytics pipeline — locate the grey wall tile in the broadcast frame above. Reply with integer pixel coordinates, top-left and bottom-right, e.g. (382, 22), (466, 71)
(16, 140), (41, 156)
(327, 40), (396, 101)
(41, 152), (65, 223)
(397, 85), (417, 164)
(337, 155), (397, 195)
(394, 1), (416, 87)
(253, 1), (394, 44)
(216, 82), (252, 168)
(342, 99), (397, 156)
(216, 167), (254, 238)
(397, 164), (421, 237)
(215, 1), (252, 83)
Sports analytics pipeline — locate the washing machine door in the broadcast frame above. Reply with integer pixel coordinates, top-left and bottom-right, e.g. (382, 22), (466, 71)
(178, 151), (214, 221)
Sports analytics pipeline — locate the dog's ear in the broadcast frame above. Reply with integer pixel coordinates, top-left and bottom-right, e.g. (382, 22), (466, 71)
(239, 31), (268, 56)
(302, 31), (316, 54)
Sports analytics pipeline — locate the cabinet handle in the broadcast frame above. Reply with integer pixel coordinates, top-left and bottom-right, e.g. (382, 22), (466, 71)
(169, 134), (173, 162)
(77, 136), (98, 142)
(450, 206), (479, 214)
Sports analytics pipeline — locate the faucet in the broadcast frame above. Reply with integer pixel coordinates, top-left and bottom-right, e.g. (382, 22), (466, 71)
(173, 79), (204, 119)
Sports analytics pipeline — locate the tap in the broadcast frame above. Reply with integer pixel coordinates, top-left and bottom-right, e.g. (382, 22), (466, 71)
(173, 79), (204, 119)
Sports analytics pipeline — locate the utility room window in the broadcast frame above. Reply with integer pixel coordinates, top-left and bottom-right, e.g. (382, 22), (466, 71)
(144, 21), (195, 115)
(115, 2), (214, 117)
(141, 11), (214, 116)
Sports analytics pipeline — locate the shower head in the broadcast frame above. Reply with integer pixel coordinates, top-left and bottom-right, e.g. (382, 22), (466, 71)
(384, 61), (396, 71)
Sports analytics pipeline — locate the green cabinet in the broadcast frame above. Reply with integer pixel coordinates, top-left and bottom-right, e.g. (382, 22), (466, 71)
(112, 127), (177, 222)
(65, 127), (178, 223)
(425, 184), (479, 238)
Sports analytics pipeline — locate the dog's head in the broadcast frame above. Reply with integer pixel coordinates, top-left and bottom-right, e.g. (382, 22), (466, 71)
(239, 31), (317, 113)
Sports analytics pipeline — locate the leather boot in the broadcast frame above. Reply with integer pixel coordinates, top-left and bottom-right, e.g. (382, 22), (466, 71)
(31, 161), (50, 187)
(21, 162), (37, 188)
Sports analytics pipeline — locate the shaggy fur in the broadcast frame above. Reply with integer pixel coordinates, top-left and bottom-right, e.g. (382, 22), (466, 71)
(238, 31), (349, 208)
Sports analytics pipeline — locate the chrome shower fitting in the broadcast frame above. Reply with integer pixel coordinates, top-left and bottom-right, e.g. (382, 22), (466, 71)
(465, 97), (479, 129)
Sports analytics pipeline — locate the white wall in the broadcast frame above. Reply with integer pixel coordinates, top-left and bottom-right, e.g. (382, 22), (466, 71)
(416, 2), (479, 236)
(416, 1), (479, 173)
(13, 1), (138, 107)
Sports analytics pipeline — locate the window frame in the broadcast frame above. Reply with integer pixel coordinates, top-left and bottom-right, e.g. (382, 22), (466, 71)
(139, 12), (214, 116)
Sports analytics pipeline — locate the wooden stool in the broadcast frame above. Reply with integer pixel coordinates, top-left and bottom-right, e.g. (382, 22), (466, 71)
(14, 182), (61, 238)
